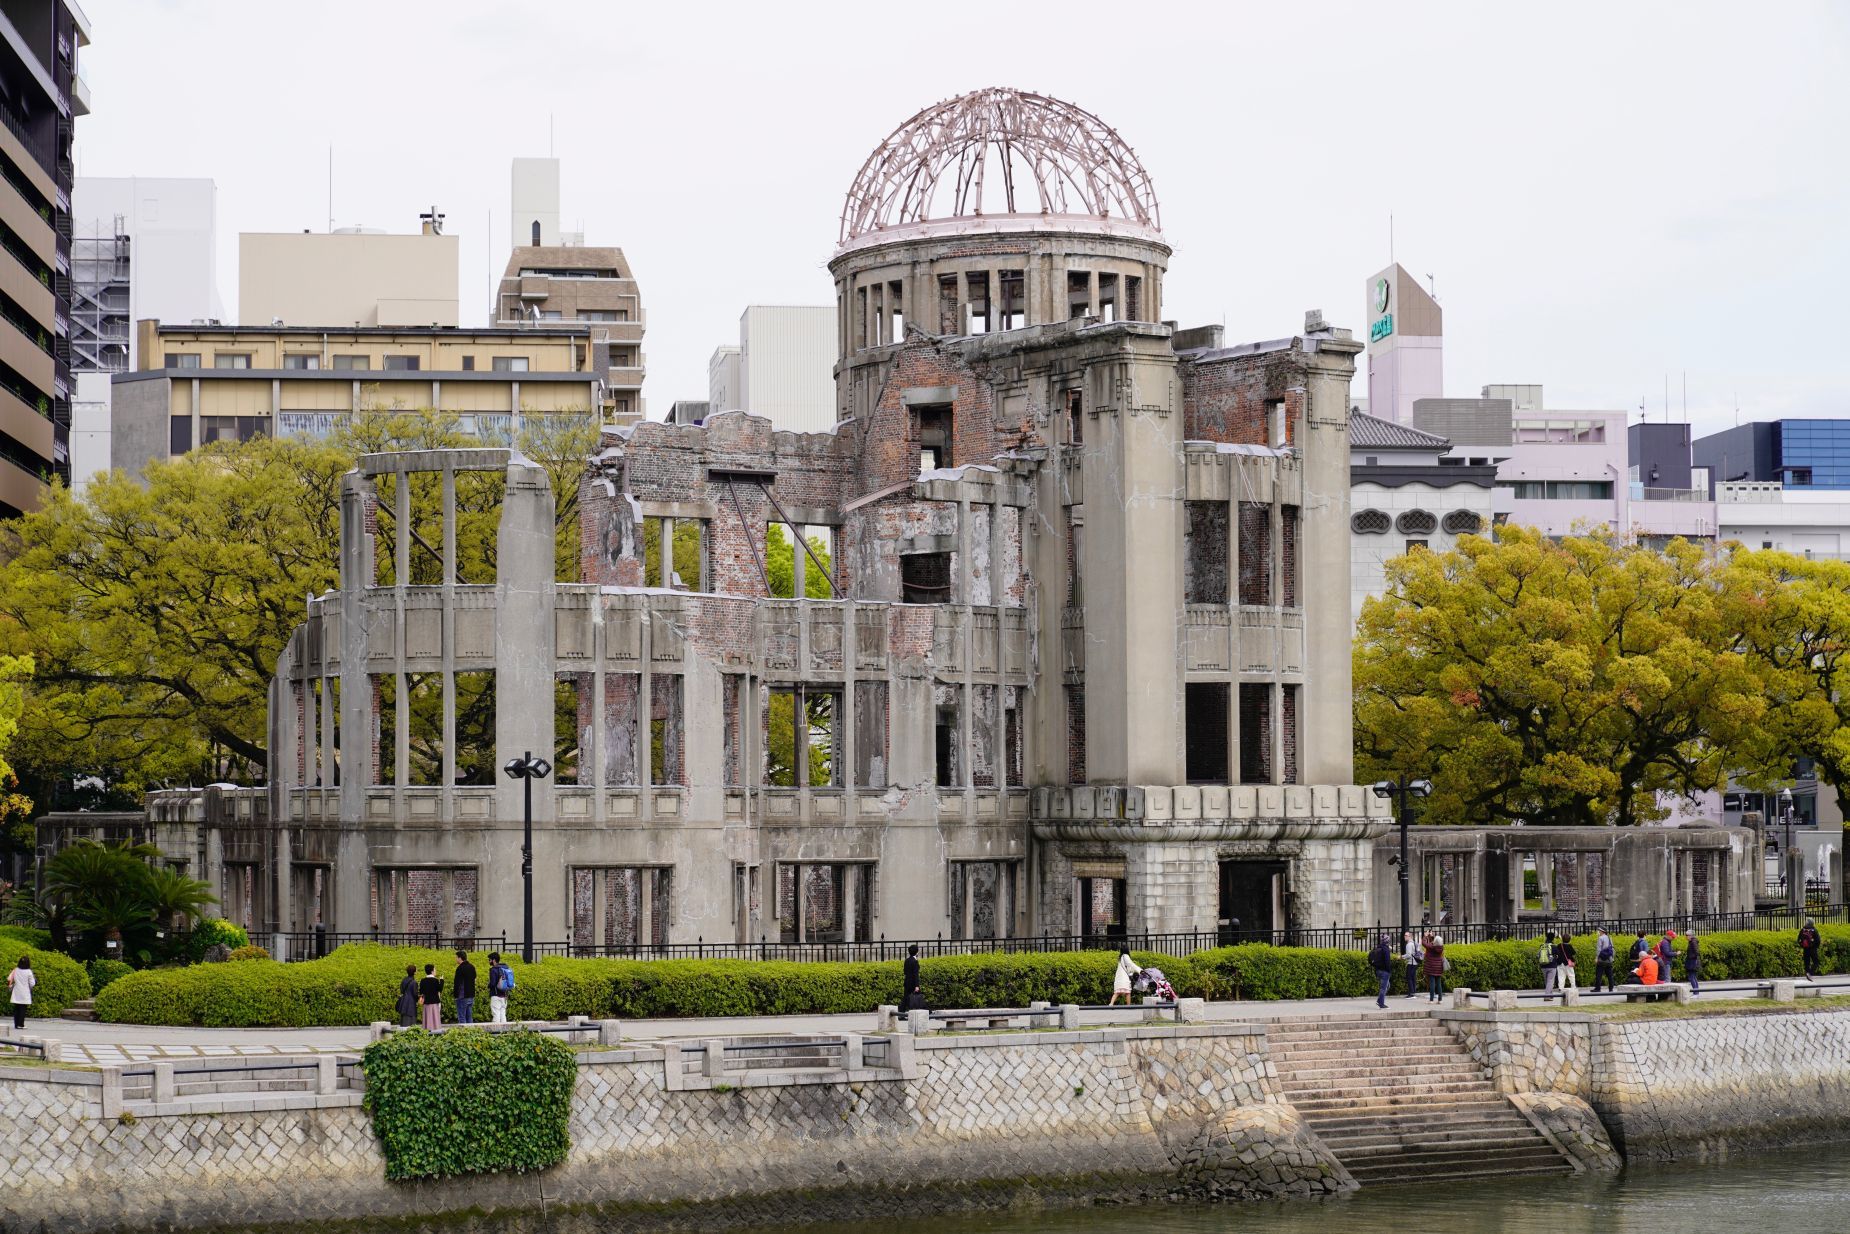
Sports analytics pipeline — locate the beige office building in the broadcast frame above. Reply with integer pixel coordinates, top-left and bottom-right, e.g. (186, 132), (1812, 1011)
(240, 223), (460, 328)
(110, 320), (602, 474)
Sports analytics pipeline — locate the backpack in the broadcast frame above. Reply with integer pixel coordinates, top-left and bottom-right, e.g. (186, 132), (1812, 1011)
(491, 964), (514, 997)
(1369, 941), (1390, 970)
(1538, 941), (1554, 966)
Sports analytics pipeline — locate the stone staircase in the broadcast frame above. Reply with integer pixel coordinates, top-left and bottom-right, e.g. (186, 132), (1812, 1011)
(60, 999), (96, 1022)
(1266, 1012), (1573, 1185)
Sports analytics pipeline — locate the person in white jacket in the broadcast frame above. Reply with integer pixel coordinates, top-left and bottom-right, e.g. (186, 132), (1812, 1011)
(7, 956), (36, 1030)
(1109, 948), (1138, 1006)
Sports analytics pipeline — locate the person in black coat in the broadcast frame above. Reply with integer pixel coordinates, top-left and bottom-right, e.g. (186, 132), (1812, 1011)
(899, 945), (923, 1013)
(1684, 930), (1702, 995)
(395, 964), (418, 1027)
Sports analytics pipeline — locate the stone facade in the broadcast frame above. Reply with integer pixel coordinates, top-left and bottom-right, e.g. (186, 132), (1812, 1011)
(0, 1024), (1343, 1232)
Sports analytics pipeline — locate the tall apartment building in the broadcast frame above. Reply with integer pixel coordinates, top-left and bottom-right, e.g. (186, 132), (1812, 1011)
(69, 176), (223, 489)
(240, 216), (459, 329)
(110, 320), (603, 474)
(0, 0), (89, 514)
(493, 158), (643, 423)
(702, 306), (836, 431)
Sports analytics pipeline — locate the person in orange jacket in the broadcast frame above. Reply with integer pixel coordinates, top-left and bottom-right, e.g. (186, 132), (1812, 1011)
(1632, 950), (1660, 986)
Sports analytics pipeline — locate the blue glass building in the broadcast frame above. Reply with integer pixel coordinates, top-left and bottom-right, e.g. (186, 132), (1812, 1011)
(1693, 419), (1850, 492)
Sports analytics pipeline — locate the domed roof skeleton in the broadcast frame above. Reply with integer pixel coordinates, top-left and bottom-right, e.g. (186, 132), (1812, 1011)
(838, 87), (1162, 246)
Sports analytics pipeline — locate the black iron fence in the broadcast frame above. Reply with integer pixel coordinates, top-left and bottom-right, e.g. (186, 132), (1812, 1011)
(268, 904), (1850, 964)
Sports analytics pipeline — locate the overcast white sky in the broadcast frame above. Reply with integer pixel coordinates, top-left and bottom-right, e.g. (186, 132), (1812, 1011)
(75, 0), (1849, 434)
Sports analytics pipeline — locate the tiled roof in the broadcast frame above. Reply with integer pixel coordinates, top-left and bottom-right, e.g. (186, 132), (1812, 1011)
(1350, 408), (1451, 450)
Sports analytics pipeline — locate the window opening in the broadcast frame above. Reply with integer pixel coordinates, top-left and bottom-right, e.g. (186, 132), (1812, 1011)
(1185, 682), (1230, 783)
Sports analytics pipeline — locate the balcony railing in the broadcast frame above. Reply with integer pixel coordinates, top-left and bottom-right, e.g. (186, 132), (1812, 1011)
(1630, 485), (1708, 503)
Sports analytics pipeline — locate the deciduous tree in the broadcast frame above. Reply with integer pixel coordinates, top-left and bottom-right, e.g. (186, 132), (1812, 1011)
(1355, 527), (1766, 827)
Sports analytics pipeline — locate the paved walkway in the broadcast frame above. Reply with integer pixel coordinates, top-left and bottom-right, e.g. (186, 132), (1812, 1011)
(4, 983), (1826, 1066)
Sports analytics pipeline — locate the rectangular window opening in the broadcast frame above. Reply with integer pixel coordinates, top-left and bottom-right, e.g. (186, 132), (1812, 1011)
(935, 687), (961, 789)
(1098, 273), (1118, 323)
(604, 674), (641, 786)
(405, 670), (443, 787)
(998, 269), (1025, 329)
(853, 680), (889, 789)
(1185, 501), (1230, 604)
(554, 672), (590, 786)
(967, 272), (991, 334)
(937, 274), (960, 334)
(650, 674), (683, 786)
(900, 550), (952, 604)
(914, 404), (951, 473)
(1185, 681), (1230, 783)
(1238, 502), (1273, 606)
(1066, 683), (1086, 784)
(1239, 683), (1273, 785)
(453, 670), (497, 786)
(1067, 270), (1091, 319)
(1066, 388), (1084, 445)
(1281, 505), (1299, 607)
(1282, 684), (1300, 786)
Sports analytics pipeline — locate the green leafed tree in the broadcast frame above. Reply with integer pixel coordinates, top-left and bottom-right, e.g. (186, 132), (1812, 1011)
(1355, 526), (1767, 827)
(765, 524), (834, 599)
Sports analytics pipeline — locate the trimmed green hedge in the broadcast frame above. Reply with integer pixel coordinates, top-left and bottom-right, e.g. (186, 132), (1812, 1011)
(91, 926), (1850, 1027)
(186, 919), (251, 962)
(86, 959), (134, 995)
(363, 1029), (575, 1180)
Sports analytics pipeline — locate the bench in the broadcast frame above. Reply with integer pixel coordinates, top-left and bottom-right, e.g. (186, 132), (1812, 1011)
(1616, 982), (1690, 1004)
(926, 1004), (1063, 1031)
(1749, 977), (1850, 1001)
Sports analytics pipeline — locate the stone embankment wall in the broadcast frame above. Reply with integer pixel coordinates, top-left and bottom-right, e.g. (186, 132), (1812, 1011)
(1443, 1007), (1850, 1160)
(0, 1024), (1346, 1233)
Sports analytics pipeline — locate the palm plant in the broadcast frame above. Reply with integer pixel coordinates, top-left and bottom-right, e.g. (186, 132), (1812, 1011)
(143, 865), (217, 933)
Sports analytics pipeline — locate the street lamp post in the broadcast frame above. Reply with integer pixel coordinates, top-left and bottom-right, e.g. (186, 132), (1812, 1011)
(1372, 777), (1433, 948)
(1781, 786), (1797, 918)
(503, 751), (553, 964)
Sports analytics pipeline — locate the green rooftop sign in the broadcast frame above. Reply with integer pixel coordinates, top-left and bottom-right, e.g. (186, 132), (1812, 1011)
(1370, 314), (1394, 343)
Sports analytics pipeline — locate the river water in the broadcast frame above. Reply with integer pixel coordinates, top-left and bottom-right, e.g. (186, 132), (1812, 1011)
(782, 1152), (1843, 1234)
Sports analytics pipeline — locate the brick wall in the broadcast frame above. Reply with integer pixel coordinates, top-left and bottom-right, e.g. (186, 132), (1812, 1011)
(1180, 346), (1304, 447)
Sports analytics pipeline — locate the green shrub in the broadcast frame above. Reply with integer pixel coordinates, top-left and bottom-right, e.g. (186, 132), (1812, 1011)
(185, 919), (250, 963)
(1192, 945), (1375, 1001)
(227, 945), (271, 962)
(2, 947), (88, 1017)
(0, 925), (53, 952)
(87, 959), (135, 995)
(363, 1029), (575, 1180)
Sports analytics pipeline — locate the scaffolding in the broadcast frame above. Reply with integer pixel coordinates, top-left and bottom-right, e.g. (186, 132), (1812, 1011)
(71, 215), (130, 373)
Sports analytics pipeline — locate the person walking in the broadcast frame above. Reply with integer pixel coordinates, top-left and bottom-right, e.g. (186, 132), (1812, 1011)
(1109, 948), (1138, 1006)
(1369, 934), (1394, 1009)
(453, 950), (477, 1026)
(486, 952), (511, 1024)
(900, 944), (923, 1013)
(395, 964), (419, 1028)
(5, 956), (35, 1031)
(1657, 932), (1676, 983)
(1558, 933), (1578, 996)
(1423, 934), (1446, 1003)
(1798, 918), (1822, 979)
(1540, 931), (1560, 1000)
(418, 963), (443, 1031)
(1403, 931), (1421, 999)
(1684, 930), (1702, 996)
(1593, 928), (1615, 992)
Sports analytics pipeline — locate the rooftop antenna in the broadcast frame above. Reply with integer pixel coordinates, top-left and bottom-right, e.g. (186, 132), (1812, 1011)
(1426, 273), (1436, 300)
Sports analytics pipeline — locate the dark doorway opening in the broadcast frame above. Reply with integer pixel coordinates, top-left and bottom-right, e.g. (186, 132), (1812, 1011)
(1184, 682), (1230, 783)
(1219, 860), (1285, 944)
(1077, 876), (1126, 943)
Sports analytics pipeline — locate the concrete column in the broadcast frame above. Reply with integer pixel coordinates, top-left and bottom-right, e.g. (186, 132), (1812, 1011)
(1299, 336), (1361, 784)
(843, 867), (858, 944)
(1540, 853), (1555, 913)
(1576, 853), (1589, 923)
(639, 869), (654, 948)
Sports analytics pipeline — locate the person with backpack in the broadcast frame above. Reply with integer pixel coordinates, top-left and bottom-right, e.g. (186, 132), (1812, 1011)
(1369, 934), (1393, 1009)
(1592, 928), (1615, 992)
(1402, 931), (1420, 1000)
(395, 964), (419, 1028)
(1557, 933), (1578, 996)
(5, 956), (35, 1030)
(1798, 919), (1822, 979)
(486, 952), (515, 1023)
(1629, 931), (1650, 970)
(1539, 932), (1560, 999)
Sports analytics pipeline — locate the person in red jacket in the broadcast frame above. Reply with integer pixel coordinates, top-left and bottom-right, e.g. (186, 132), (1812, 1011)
(1422, 934), (1446, 1003)
(1632, 950), (1660, 986)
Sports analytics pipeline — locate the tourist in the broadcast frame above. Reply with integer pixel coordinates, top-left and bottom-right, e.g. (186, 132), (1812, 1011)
(1403, 931), (1421, 999)
(418, 963), (443, 1031)
(396, 964), (419, 1028)
(5, 956), (34, 1030)
(1684, 930), (1702, 995)
(487, 952), (511, 1024)
(1369, 934), (1393, 1009)
(1540, 931), (1560, 999)
(1657, 932), (1676, 982)
(1798, 918), (1822, 979)
(1423, 933), (1446, 1003)
(1632, 948), (1659, 986)
(1593, 928), (1615, 992)
(900, 944), (923, 1013)
(1558, 933), (1578, 995)
(1109, 948), (1137, 1006)
(1629, 931), (1650, 968)
(453, 950), (477, 1026)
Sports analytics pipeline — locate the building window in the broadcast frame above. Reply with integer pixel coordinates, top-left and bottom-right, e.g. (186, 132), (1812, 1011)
(1497, 480), (1615, 500)
(650, 675), (684, 786)
(169, 353), (201, 369)
(1351, 509), (1390, 535)
(775, 863), (873, 943)
(493, 356), (529, 372)
(199, 415), (270, 444)
(383, 355), (421, 371)
(1239, 683), (1272, 784)
(1185, 682), (1230, 783)
(935, 686), (961, 789)
(764, 684), (842, 788)
(169, 415), (192, 455)
(950, 861), (1016, 940)
(914, 404), (951, 472)
(460, 355), (475, 371)
(1184, 501), (1229, 603)
(332, 355), (370, 371)
(579, 310), (617, 322)
(1441, 509), (1483, 535)
(1281, 505), (1299, 608)
(900, 551), (951, 604)
(213, 353), (251, 369)
(282, 354), (320, 370)
(570, 867), (669, 952)
(1238, 502), (1272, 606)
(1066, 684), (1086, 784)
(1405, 539), (1429, 553)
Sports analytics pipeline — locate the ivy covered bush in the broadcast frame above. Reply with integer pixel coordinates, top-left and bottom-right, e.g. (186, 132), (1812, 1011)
(363, 1029), (575, 1180)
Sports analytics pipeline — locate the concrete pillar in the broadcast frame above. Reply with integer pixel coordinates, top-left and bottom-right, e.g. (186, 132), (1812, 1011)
(1299, 335), (1362, 784)
(317, 1056), (338, 1095)
(152, 1062), (175, 1104)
